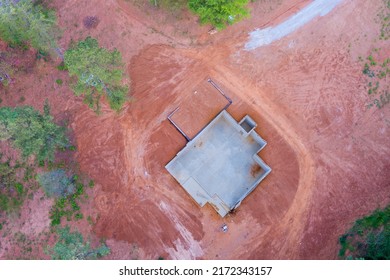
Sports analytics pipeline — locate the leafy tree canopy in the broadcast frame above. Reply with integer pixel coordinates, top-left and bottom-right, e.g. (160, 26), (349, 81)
(49, 226), (110, 260)
(188, 0), (250, 30)
(0, 104), (68, 162)
(339, 204), (390, 260)
(0, 0), (59, 52)
(64, 37), (129, 112)
(37, 169), (75, 198)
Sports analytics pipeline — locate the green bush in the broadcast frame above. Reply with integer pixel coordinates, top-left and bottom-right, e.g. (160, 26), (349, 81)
(339, 205), (390, 259)
(0, 193), (9, 212)
(15, 183), (24, 195)
(188, 0), (250, 30)
(56, 62), (67, 71)
(48, 226), (110, 260)
(49, 174), (93, 226)
(64, 37), (129, 112)
(0, 104), (68, 162)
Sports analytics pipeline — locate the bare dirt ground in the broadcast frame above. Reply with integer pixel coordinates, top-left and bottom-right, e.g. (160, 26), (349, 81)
(1, 0), (389, 259)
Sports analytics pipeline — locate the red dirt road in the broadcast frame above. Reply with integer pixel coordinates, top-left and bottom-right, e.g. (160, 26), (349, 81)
(1, 0), (389, 259)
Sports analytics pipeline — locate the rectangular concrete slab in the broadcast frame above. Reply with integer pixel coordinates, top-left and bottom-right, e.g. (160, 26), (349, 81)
(166, 110), (271, 217)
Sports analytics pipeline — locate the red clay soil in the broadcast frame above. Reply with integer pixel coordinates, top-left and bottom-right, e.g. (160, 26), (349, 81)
(1, 0), (389, 259)
(169, 79), (230, 139)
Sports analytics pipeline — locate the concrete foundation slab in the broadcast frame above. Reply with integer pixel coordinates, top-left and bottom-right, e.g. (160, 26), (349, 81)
(166, 110), (271, 217)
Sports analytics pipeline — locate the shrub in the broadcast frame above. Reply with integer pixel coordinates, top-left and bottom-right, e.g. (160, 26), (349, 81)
(0, 104), (68, 162)
(83, 16), (100, 29)
(338, 205), (390, 259)
(37, 169), (75, 198)
(48, 226), (110, 260)
(56, 62), (67, 71)
(49, 175), (91, 226)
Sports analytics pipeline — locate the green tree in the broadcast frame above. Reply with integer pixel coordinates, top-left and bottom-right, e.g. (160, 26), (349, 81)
(339, 205), (390, 259)
(0, 104), (68, 162)
(37, 169), (75, 198)
(0, 0), (59, 52)
(64, 37), (129, 112)
(188, 0), (250, 30)
(49, 226), (110, 260)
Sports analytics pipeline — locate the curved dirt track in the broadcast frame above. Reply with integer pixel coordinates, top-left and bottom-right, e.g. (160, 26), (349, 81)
(35, 0), (390, 259)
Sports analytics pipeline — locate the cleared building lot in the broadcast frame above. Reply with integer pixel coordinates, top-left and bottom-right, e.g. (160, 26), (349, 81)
(166, 110), (271, 217)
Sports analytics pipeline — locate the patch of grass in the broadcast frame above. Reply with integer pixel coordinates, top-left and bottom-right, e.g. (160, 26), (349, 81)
(48, 226), (110, 260)
(15, 183), (24, 195)
(365, 0), (390, 109)
(363, 63), (375, 77)
(74, 213), (83, 220)
(0, 157), (34, 214)
(0, 194), (10, 212)
(379, 0), (390, 40)
(87, 215), (94, 225)
(338, 205), (390, 259)
(367, 55), (377, 66)
(55, 79), (63, 85)
(49, 174), (93, 226)
(363, 52), (390, 109)
(7, 231), (51, 259)
(68, 145), (76, 151)
(56, 62), (67, 71)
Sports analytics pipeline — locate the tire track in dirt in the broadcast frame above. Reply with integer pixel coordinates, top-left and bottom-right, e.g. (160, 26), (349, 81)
(179, 41), (315, 257)
(115, 0), (184, 46)
(90, 45), (208, 258)
(228, 0), (390, 258)
(209, 64), (316, 258)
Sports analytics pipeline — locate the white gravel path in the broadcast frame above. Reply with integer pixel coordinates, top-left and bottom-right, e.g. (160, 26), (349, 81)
(245, 0), (343, 50)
